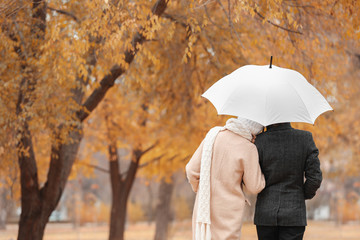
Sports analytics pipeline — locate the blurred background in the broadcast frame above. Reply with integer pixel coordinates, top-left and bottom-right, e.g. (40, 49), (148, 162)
(0, 0), (359, 239)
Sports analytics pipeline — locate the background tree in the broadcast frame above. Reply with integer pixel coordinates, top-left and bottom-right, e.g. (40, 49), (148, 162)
(1, 0), (169, 239)
(82, 84), (166, 240)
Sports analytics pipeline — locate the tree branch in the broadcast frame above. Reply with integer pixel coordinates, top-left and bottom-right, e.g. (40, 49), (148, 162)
(47, 6), (79, 22)
(76, 0), (169, 122)
(1, 1), (24, 18)
(40, 127), (83, 210)
(198, 30), (221, 70)
(179, 154), (191, 162)
(162, 13), (187, 28)
(17, 122), (41, 212)
(203, 5), (227, 30)
(141, 142), (158, 156)
(78, 153), (167, 177)
(216, 0), (245, 49)
(13, 21), (28, 59)
(120, 154), (165, 178)
(122, 149), (142, 196)
(254, 9), (303, 35)
(75, 153), (190, 177)
(76, 161), (110, 173)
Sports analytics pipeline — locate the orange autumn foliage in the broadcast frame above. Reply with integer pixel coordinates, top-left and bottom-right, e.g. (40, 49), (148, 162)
(0, 1), (359, 238)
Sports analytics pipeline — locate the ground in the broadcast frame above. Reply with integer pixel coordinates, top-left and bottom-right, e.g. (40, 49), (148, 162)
(1, 221), (360, 240)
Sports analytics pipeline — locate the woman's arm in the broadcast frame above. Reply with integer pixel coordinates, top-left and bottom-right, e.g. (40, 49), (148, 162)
(242, 144), (266, 194)
(185, 140), (204, 193)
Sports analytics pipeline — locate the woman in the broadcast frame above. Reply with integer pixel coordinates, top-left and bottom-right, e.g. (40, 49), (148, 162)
(186, 117), (265, 240)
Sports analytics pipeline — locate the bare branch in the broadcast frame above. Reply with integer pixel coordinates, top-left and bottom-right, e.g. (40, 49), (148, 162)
(0, 0), (24, 18)
(204, 5), (227, 30)
(162, 13), (187, 28)
(141, 142), (159, 156)
(47, 6), (79, 22)
(198, 30), (222, 70)
(139, 154), (165, 168)
(78, 152), (190, 177)
(216, 0), (245, 49)
(120, 154), (166, 178)
(79, 153), (168, 177)
(194, 0), (216, 10)
(254, 9), (303, 35)
(13, 21), (28, 59)
(179, 154), (191, 162)
(76, 161), (110, 173)
(168, 154), (179, 162)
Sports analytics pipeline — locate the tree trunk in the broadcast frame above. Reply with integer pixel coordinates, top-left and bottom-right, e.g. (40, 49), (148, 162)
(0, 188), (7, 230)
(17, 212), (48, 240)
(154, 177), (175, 240)
(15, 1), (50, 239)
(146, 184), (154, 224)
(0, 211), (5, 230)
(108, 144), (142, 240)
(17, 128), (82, 240)
(109, 194), (128, 240)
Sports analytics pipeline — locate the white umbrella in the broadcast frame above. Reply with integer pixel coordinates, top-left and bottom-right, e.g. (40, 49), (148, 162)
(202, 64), (333, 126)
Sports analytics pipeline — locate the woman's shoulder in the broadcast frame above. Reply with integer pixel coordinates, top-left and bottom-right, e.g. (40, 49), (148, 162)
(217, 130), (256, 149)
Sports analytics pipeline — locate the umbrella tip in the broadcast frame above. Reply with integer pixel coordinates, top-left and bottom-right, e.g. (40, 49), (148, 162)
(269, 56), (273, 68)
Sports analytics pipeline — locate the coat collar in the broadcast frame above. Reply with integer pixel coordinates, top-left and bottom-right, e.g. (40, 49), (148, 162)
(266, 122), (292, 132)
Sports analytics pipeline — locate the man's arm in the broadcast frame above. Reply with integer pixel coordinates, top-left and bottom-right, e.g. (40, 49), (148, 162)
(304, 133), (322, 200)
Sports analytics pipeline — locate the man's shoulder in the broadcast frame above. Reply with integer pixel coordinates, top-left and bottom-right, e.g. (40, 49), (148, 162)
(255, 131), (266, 141)
(254, 131), (267, 147)
(255, 127), (312, 142)
(291, 128), (312, 136)
(291, 128), (314, 140)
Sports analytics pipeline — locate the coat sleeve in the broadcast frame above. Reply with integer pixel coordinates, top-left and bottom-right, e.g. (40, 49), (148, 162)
(185, 140), (204, 193)
(242, 144), (266, 195)
(304, 133), (322, 200)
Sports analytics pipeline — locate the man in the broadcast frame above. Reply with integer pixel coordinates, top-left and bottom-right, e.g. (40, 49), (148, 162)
(254, 123), (322, 240)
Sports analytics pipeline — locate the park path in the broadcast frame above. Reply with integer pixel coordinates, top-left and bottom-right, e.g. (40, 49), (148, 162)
(1, 221), (360, 240)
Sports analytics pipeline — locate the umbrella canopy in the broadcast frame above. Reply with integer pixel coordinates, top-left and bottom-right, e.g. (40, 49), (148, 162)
(202, 65), (333, 126)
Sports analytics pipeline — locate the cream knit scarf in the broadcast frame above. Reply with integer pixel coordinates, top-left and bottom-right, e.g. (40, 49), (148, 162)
(195, 118), (254, 240)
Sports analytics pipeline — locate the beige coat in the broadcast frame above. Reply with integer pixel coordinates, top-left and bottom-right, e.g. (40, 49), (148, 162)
(186, 130), (265, 240)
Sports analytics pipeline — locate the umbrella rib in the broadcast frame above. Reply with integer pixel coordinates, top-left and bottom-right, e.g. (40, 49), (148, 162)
(286, 82), (313, 122)
(264, 87), (269, 126)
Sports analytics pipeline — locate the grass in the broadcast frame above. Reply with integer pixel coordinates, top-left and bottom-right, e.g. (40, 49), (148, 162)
(1, 221), (360, 240)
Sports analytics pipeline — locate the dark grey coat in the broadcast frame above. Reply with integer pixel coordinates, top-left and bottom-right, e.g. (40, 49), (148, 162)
(254, 123), (322, 226)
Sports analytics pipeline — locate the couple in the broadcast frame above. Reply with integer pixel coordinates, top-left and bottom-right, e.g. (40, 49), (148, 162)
(186, 117), (322, 240)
